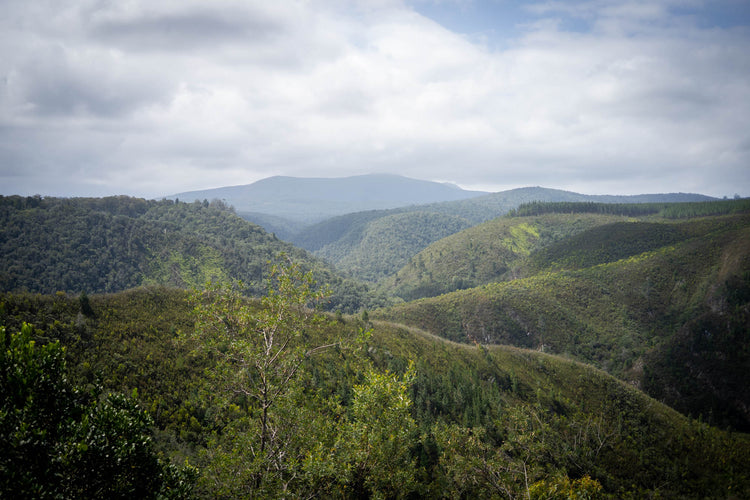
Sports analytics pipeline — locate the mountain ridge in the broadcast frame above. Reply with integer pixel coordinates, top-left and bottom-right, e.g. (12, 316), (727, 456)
(166, 174), (489, 224)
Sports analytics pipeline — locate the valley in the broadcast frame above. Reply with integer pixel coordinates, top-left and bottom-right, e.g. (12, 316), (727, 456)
(1, 179), (749, 498)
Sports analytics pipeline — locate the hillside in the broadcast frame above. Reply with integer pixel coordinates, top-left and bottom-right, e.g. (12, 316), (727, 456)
(292, 187), (716, 283)
(0, 195), (383, 313)
(1, 287), (748, 498)
(304, 211), (474, 283)
(375, 208), (750, 431)
(382, 213), (627, 300)
(168, 174), (487, 226)
(385, 198), (750, 301)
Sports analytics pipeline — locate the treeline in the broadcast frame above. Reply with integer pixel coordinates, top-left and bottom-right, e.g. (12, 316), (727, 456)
(509, 197), (750, 218)
(0, 195), (384, 312)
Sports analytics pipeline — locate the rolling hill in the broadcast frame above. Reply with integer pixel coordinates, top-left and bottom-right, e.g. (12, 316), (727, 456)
(290, 187), (717, 283)
(2, 189), (749, 497)
(0, 195), (384, 313)
(1, 287), (748, 498)
(375, 205), (750, 431)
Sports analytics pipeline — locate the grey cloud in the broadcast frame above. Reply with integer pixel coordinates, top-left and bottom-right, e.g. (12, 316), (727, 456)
(0, 0), (748, 199)
(19, 59), (169, 119)
(90, 8), (283, 51)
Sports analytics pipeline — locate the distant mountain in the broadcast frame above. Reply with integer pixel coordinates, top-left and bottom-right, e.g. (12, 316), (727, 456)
(166, 174), (488, 226)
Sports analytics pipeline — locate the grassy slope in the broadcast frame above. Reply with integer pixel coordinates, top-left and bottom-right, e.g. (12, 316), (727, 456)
(382, 213), (628, 300)
(1, 288), (748, 497)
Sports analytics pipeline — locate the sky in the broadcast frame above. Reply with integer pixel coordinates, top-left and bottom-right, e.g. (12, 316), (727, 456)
(1, 0), (749, 199)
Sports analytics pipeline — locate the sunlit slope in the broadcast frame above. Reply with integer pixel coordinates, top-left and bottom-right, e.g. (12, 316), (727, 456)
(376, 213), (750, 430)
(383, 213), (628, 300)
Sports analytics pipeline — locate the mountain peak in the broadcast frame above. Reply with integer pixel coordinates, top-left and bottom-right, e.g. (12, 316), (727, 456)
(167, 174), (488, 223)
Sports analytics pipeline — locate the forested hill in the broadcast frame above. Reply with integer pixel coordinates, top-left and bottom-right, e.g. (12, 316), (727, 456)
(289, 187), (717, 283)
(2, 288), (748, 498)
(0, 195), (381, 312)
(376, 207), (750, 431)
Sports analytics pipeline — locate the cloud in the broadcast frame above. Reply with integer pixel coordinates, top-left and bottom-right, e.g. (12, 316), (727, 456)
(0, 0), (748, 198)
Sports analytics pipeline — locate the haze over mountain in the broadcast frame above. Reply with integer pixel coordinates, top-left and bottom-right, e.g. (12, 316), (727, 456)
(167, 174), (487, 224)
(169, 174), (717, 241)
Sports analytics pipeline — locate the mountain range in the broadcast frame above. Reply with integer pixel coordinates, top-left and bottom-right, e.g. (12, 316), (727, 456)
(169, 175), (717, 272)
(168, 174), (488, 225)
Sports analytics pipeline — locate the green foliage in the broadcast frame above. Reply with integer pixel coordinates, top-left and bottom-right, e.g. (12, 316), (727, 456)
(529, 475), (603, 499)
(0, 195), (381, 312)
(184, 256), (331, 457)
(3, 216), (750, 500)
(377, 213), (750, 430)
(383, 213), (626, 300)
(526, 221), (689, 273)
(305, 363), (419, 498)
(0, 323), (196, 499)
(309, 211), (472, 283)
(510, 198), (750, 218)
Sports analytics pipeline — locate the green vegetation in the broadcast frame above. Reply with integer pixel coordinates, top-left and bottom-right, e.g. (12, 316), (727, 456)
(3, 192), (750, 498)
(383, 213), (625, 300)
(0, 195), (384, 313)
(2, 282), (748, 498)
(376, 211), (750, 431)
(0, 323), (196, 499)
(314, 211), (473, 282)
(291, 187), (715, 285)
(511, 197), (750, 218)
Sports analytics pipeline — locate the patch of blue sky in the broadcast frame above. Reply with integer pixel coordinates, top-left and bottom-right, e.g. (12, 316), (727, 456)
(676, 1), (750, 30)
(409, 0), (538, 49)
(411, 0), (749, 42)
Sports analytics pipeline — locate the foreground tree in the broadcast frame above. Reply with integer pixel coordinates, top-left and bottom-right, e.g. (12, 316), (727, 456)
(304, 363), (420, 498)
(184, 255), (349, 495)
(0, 323), (196, 499)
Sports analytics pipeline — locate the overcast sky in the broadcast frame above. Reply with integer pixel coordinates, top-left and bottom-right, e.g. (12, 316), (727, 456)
(1, 0), (749, 199)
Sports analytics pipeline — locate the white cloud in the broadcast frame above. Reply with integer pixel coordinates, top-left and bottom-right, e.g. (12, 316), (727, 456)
(0, 0), (748, 198)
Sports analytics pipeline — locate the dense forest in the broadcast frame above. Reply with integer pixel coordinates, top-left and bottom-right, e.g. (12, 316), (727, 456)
(378, 209), (750, 432)
(3, 274), (749, 498)
(285, 187), (718, 284)
(0, 195), (385, 313)
(2, 193), (749, 498)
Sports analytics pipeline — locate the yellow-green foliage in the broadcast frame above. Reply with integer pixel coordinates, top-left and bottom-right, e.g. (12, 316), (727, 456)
(144, 247), (228, 289)
(505, 222), (539, 255)
(384, 213), (626, 300)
